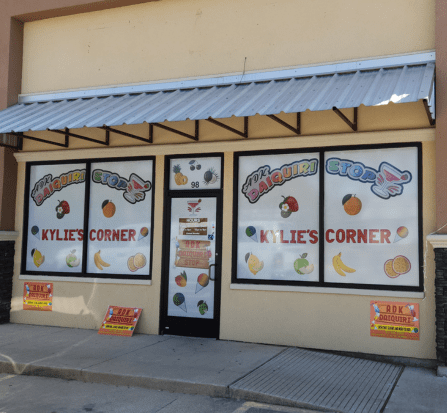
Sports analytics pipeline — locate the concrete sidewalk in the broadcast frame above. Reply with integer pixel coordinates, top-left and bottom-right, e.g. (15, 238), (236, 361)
(0, 324), (446, 413)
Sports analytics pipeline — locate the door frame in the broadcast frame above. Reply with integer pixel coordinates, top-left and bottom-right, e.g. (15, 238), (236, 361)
(159, 153), (224, 338)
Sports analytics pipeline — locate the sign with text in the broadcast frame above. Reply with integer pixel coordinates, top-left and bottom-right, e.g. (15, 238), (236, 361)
(370, 301), (419, 340)
(175, 239), (211, 269)
(23, 282), (53, 311)
(98, 306), (142, 337)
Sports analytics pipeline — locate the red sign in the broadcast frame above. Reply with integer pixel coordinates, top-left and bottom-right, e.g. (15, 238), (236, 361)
(23, 282), (53, 311)
(370, 301), (419, 340)
(98, 306), (142, 337)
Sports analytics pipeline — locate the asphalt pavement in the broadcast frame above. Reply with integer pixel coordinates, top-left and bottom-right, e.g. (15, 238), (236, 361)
(0, 323), (446, 413)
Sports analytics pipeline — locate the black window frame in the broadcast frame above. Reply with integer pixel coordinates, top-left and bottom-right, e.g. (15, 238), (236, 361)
(21, 156), (156, 280)
(232, 142), (423, 293)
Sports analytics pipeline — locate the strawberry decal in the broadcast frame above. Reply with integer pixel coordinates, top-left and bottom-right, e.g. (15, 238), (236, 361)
(279, 196), (299, 218)
(56, 200), (70, 219)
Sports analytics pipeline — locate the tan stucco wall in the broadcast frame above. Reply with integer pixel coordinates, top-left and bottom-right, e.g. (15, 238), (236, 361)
(12, 120), (436, 359)
(21, 0), (435, 94)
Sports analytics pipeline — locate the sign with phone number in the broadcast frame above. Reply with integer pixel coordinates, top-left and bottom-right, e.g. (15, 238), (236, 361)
(23, 282), (53, 311)
(98, 306), (142, 337)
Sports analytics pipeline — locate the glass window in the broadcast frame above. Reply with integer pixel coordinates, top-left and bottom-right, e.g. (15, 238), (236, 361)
(233, 144), (421, 291)
(23, 157), (154, 279)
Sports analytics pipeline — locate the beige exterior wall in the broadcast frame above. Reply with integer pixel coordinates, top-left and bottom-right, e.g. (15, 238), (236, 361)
(10, 0), (437, 359)
(12, 117), (436, 359)
(21, 0), (435, 94)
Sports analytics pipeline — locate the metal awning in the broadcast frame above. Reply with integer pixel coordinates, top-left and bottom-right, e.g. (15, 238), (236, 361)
(0, 61), (435, 148)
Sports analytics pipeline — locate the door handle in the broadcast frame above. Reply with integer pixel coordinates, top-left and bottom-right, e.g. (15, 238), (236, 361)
(209, 263), (216, 281)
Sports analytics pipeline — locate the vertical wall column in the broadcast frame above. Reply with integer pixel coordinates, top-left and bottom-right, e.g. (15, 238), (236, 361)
(0, 233), (18, 324)
(428, 236), (447, 366)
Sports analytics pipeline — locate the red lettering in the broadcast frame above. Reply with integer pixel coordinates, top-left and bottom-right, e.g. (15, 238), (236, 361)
(309, 230), (318, 244)
(56, 230), (63, 241)
(386, 305), (391, 312)
(104, 230), (112, 241)
(369, 229), (379, 244)
(89, 230), (96, 241)
(129, 229), (136, 241)
(357, 229), (367, 243)
(64, 229), (69, 241)
(78, 230), (84, 241)
(121, 230), (128, 242)
(97, 230), (104, 241)
(49, 229), (56, 240)
(290, 230), (297, 243)
(266, 177), (273, 187)
(346, 229), (356, 243)
(399, 306), (403, 314)
(297, 230), (306, 244)
(69, 230), (75, 241)
(326, 229), (335, 243)
(42, 229), (49, 241)
(380, 229), (391, 243)
(279, 230), (289, 243)
(336, 229), (345, 243)
(112, 230), (119, 241)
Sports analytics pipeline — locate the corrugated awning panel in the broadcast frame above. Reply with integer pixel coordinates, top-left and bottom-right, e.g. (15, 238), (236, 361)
(0, 63), (434, 134)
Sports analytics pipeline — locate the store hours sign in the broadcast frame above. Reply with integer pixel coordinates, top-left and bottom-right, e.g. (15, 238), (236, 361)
(234, 145), (421, 290)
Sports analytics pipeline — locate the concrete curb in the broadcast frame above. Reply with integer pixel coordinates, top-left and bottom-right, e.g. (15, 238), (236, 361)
(0, 360), (230, 398)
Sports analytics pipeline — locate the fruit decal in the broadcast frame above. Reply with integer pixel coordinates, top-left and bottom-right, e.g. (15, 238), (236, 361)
(197, 300), (208, 315)
(31, 248), (45, 268)
(245, 226), (257, 242)
(189, 160), (201, 170)
(138, 227), (149, 241)
(279, 196), (298, 218)
(127, 253), (147, 272)
(175, 271), (187, 287)
(203, 168), (219, 185)
(173, 293), (187, 312)
(245, 252), (264, 275)
(332, 252), (356, 276)
(394, 226), (409, 243)
(342, 194), (362, 216)
(293, 253), (314, 274)
(55, 200), (70, 219)
(31, 225), (40, 240)
(102, 200), (116, 218)
(94, 250), (110, 270)
(173, 164), (188, 186)
(66, 250), (81, 268)
(196, 273), (209, 293)
(384, 255), (411, 278)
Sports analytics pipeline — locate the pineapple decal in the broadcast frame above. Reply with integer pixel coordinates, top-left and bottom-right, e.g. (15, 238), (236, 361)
(173, 164), (188, 186)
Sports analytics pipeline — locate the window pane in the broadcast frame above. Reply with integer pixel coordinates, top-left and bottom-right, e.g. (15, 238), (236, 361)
(86, 160), (153, 276)
(169, 157), (221, 190)
(26, 163), (86, 273)
(324, 147), (419, 287)
(236, 152), (320, 282)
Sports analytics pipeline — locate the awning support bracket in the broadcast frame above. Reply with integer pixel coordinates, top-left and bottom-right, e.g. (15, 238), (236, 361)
(267, 113), (300, 135)
(48, 128), (109, 145)
(150, 120), (199, 141)
(100, 126), (152, 143)
(10, 131), (68, 148)
(206, 116), (248, 138)
(332, 107), (358, 131)
(423, 99), (436, 126)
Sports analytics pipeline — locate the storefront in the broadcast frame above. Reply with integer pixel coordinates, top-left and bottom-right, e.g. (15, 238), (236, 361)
(0, 0), (442, 362)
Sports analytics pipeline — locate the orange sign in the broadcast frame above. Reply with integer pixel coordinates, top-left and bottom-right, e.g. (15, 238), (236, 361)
(175, 239), (211, 269)
(23, 282), (53, 311)
(98, 306), (142, 337)
(370, 301), (419, 340)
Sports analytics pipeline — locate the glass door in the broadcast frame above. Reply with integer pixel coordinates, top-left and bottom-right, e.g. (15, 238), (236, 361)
(161, 195), (222, 338)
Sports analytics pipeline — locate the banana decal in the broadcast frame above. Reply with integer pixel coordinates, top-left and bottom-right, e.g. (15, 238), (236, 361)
(94, 250), (110, 270)
(332, 252), (355, 276)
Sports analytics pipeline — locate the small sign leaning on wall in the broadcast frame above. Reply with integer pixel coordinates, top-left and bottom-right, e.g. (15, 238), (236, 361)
(23, 282), (53, 311)
(370, 301), (419, 340)
(98, 306), (142, 337)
